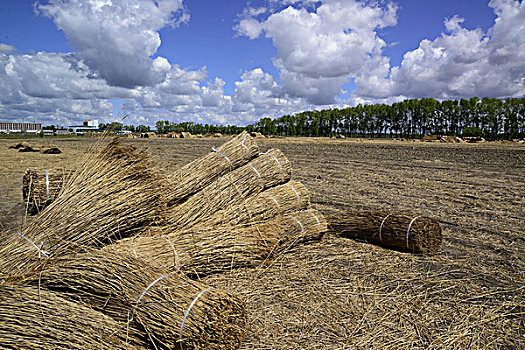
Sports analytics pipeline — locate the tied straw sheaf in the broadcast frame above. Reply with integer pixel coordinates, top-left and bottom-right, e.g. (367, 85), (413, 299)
(196, 180), (311, 228)
(327, 210), (442, 255)
(16, 249), (247, 350)
(0, 139), (165, 277)
(166, 131), (260, 205)
(105, 209), (327, 277)
(0, 285), (147, 350)
(145, 179), (310, 237)
(22, 168), (74, 215)
(18, 131), (259, 214)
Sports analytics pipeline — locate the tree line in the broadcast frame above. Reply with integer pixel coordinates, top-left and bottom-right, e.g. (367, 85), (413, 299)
(153, 120), (245, 135)
(47, 97), (524, 140)
(249, 97), (525, 140)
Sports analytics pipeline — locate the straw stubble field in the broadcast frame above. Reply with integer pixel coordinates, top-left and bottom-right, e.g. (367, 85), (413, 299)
(1, 136), (524, 349)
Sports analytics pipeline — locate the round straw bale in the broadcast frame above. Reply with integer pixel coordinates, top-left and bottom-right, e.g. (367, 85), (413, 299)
(161, 148), (292, 231)
(18, 250), (246, 350)
(166, 131), (259, 205)
(0, 285), (146, 350)
(327, 210), (442, 255)
(0, 139), (166, 277)
(22, 168), (73, 215)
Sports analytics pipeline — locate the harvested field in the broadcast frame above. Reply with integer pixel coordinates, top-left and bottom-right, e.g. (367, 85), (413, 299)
(1, 136), (524, 349)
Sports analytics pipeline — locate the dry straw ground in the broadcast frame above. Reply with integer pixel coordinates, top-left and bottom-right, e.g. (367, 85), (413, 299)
(1, 136), (524, 349)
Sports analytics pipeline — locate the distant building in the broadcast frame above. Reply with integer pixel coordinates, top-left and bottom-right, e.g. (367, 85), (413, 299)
(55, 128), (71, 135)
(69, 119), (99, 133)
(0, 122), (42, 133)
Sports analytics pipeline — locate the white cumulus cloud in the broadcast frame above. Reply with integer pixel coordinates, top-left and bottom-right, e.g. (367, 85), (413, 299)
(36, 0), (188, 88)
(356, 0), (525, 99)
(236, 0), (398, 104)
(0, 43), (16, 55)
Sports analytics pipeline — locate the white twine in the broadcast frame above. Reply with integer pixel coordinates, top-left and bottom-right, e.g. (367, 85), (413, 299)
(311, 211), (321, 233)
(379, 213), (392, 242)
(44, 169), (49, 201)
(250, 165), (265, 188)
(131, 274), (170, 320)
(238, 133), (251, 155)
(289, 216), (304, 234)
(290, 184), (301, 204)
(211, 147), (232, 166)
(163, 236), (180, 270)
(260, 151), (284, 179)
(180, 287), (213, 340)
(17, 232), (49, 258)
(128, 243), (138, 258)
(268, 194), (281, 212)
(406, 216), (421, 248)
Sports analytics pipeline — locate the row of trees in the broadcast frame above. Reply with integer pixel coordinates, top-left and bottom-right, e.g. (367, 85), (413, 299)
(98, 122), (152, 133)
(249, 97), (525, 140)
(154, 120), (245, 135)
(56, 97), (523, 140)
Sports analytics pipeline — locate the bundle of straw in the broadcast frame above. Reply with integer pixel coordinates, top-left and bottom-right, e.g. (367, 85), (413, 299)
(161, 148), (292, 231)
(107, 209), (327, 277)
(22, 168), (73, 214)
(106, 221), (276, 277)
(199, 180), (310, 227)
(327, 210), (442, 255)
(276, 208), (328, 251)
(0, 285), (146, 350)
(19, 250), (246, 350)
(0, 139), (166, 277)
(166, 131), (259, 205)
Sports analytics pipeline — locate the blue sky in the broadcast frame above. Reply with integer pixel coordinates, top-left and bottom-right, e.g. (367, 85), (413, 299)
(0, 0), (523, 127)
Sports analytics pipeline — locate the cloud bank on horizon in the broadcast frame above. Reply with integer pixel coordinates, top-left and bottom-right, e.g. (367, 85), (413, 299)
(0, 0), (523, 127)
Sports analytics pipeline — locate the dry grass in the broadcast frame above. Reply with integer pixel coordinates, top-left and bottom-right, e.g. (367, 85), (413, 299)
(1, 136), (523, 349)
(204, 234), (524, 349)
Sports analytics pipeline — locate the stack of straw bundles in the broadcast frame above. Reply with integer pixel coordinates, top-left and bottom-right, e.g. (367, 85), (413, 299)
(106, 209), (327, 276)
(0, 139), (166, 277)
(22, 168), (73, 214)
(327, 210), (442, 255)
(161, 148), (292, 231)
(166, 131), (259, 205)
(19, 250), (246, 350)
(0, 285), (147, 350)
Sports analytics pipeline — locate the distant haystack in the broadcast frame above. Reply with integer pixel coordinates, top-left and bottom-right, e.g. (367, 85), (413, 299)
(250, 131), (265, 138)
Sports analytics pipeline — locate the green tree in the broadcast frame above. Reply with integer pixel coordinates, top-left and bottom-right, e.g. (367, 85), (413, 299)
(107, 122), (123, 131)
